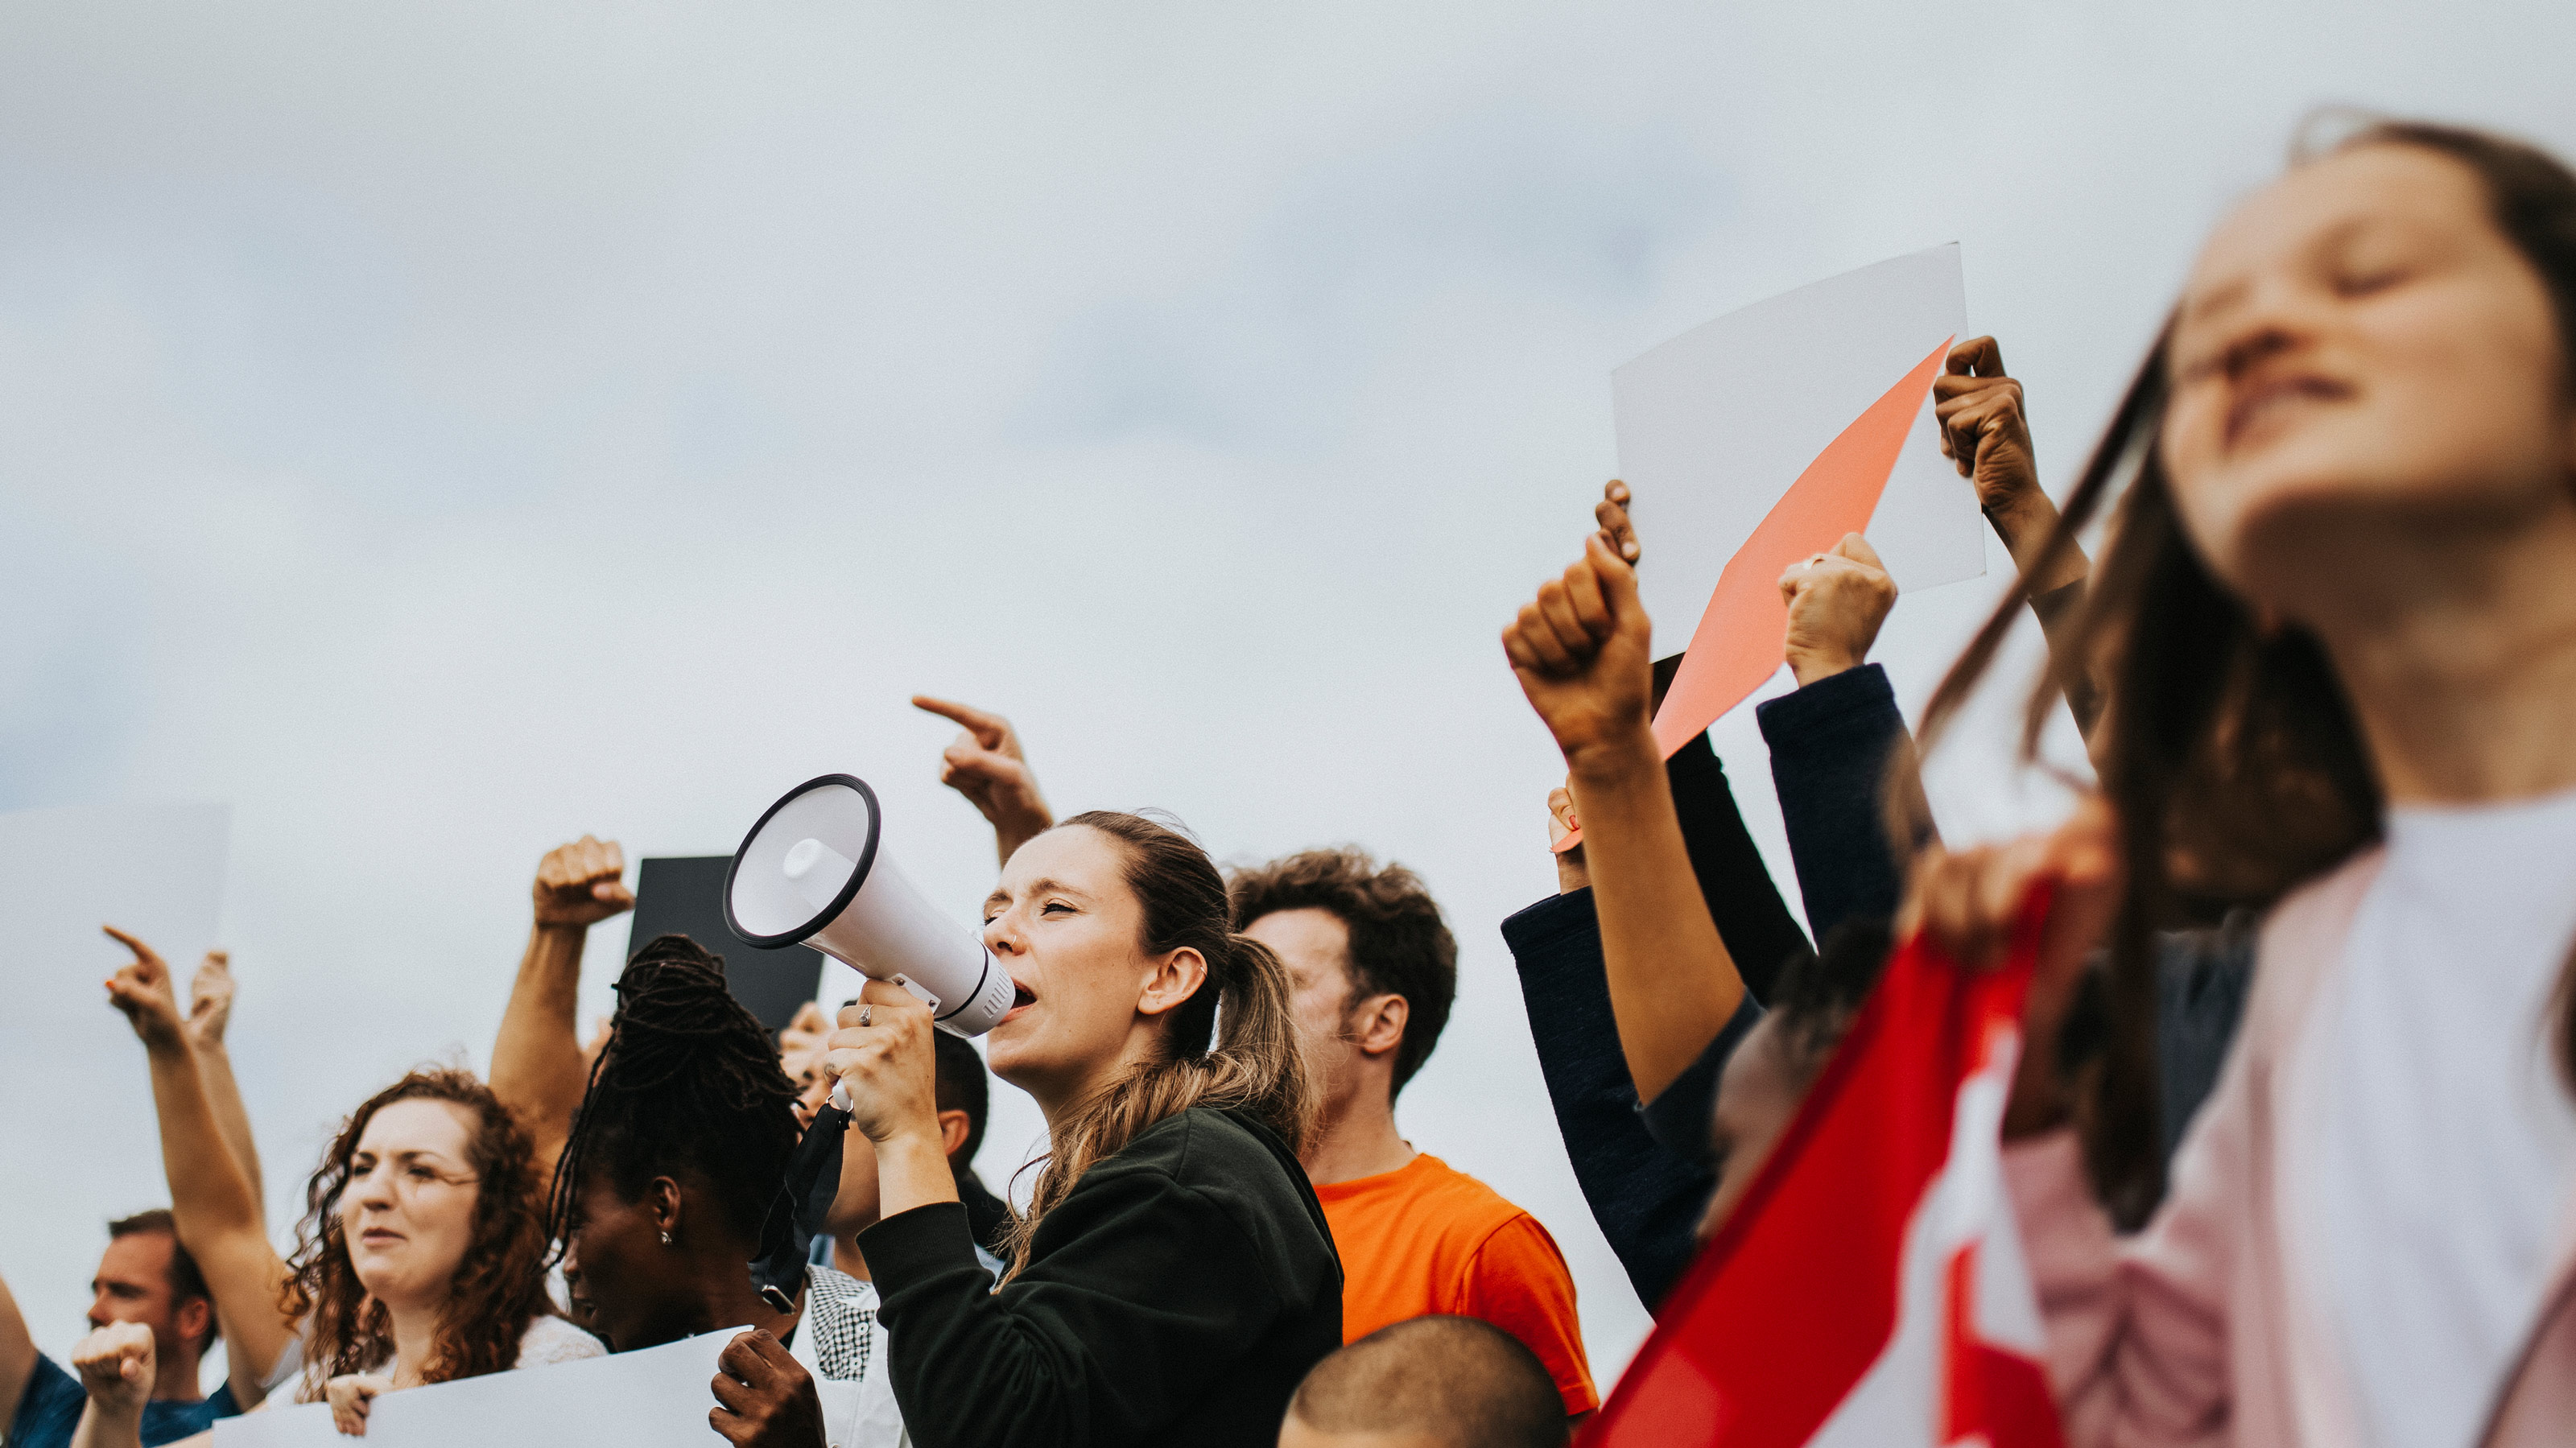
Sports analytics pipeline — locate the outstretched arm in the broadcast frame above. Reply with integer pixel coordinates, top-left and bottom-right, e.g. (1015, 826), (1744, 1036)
(1935, 336), (2100, 735)
(1503, 518), (1743, 1106)
(101, 928), (293, 1408)
(0, 1264), (37, 1438)
(912, 697), (1055, 867)
(489, 837), (632, 1181)
(181, 951), (263, 1219)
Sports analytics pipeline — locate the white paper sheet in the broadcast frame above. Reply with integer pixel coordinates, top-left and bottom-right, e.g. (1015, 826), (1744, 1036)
(214, 1327), (746, 1447)
(1615, 244), (1984, 656)
(0, 802), (230, 1367)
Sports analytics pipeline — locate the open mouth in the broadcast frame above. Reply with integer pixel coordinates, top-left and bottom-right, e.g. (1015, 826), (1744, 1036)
(1001, 977), (1037, 1021)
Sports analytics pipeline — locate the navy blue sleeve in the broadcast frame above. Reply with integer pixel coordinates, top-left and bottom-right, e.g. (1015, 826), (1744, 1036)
(1754, 662), (1918, 944)
(8, 1354), (83, 1448)
(1502, 889), (1715, 1311)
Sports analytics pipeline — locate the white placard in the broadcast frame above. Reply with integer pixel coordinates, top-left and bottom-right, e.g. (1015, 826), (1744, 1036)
(1615, 244), (1984, 656)
(0, 802), (230, 1367)
(214, 1327), (746, 1446)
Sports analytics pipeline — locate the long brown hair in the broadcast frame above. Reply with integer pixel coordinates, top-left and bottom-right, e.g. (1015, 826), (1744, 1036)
(1003, 811), (1316, 1274)
(282, 1068), (556, 1395)
(1917, 118), (2576, 1227)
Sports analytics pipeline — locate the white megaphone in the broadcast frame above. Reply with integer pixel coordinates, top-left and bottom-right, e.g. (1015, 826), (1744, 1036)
(724, 775), (1016, 1061)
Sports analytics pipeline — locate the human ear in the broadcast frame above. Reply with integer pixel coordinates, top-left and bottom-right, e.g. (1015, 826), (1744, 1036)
(935, 1109), (972, 1158)
(646, 1178), (685, 1240)
(1354, 995), (1409, 1058)
(1136, 949), (1209, 1017)
(176, 1296), (212, 1354)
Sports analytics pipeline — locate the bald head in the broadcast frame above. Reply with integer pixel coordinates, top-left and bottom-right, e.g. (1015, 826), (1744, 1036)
(1280, 1316), (1567, 1448)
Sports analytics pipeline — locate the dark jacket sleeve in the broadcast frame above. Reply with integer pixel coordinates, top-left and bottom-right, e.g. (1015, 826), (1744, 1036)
(1666, 731), (1810, 1005)
(1502, 889), (1717, 1311)
(1754, 662), (1917, 944)
(860, 1164), (1286, 1448)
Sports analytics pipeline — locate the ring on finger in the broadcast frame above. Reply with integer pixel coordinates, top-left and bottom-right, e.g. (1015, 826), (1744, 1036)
(858, 1005), (873, 1028)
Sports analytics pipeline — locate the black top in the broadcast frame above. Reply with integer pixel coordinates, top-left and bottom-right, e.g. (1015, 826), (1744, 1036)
(859, 1105), (1343, 1448)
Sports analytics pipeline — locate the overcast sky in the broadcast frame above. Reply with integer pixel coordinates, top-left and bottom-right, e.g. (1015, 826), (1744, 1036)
(6, 0), (2572, 1384)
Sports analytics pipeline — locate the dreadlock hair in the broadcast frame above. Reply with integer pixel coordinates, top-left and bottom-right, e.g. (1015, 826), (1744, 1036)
(546, 935), (802, 1256)
(280, 1068), (553, 1398)
(1003, 811), (1316, 1277)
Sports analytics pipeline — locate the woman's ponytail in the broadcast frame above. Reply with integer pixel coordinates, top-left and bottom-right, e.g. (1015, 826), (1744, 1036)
(1001, 812), (1317, 1275)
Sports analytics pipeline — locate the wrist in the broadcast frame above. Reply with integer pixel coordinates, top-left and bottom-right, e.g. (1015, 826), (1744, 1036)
(1560, 721), (1660, 787)
(1787, 650), (1860, 688)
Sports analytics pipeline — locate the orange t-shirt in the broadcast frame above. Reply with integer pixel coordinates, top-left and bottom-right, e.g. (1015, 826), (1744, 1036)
(1312, 1153), (1598, 1415)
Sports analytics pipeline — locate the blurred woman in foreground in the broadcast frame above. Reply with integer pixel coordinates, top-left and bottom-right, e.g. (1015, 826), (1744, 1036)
(1913, 119), (2576, 1443)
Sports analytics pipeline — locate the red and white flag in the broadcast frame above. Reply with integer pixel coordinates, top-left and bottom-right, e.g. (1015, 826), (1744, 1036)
(1583, 893), (2064, 1447)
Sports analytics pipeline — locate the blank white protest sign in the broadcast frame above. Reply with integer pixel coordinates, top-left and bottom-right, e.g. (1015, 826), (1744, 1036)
(1616, 243), (1984, 660)
(213, 1327), (747, 1446)
(0, 802), (230, 1365)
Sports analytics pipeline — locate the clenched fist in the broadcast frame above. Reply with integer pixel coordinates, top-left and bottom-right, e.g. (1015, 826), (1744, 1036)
(1501, 530), (1656, 777)
(71, 1320), (156, 1418)
(1777, 533), (1897, 687)
(533, 836), (633, 928)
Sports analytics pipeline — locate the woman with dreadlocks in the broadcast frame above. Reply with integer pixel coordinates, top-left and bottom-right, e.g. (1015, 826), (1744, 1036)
(825, 811), (1340, 1448)
(546, 934), (905, 1448)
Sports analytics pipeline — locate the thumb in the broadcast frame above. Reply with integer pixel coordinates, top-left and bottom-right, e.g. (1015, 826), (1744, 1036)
(1584, 532), (1645, 623)
(1831, 531), (1885, 571)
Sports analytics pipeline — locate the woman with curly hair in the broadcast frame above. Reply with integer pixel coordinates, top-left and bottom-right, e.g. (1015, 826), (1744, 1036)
(283, 1069), (603, 1433)
(93, 928), (598, 1443)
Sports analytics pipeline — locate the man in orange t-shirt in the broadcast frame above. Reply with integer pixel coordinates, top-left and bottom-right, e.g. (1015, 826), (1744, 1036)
(1233, 851), (1596, 1419)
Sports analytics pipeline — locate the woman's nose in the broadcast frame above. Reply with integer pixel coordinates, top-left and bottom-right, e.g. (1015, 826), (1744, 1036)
(352, 1165), (396, 1208)
(984, 914), (1025, 955)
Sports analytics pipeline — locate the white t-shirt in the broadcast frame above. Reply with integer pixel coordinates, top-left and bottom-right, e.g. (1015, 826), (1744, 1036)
(791, 1264), (908, 1448)
(2304, 786), (2576, 1448)
(367, 1313), (606, 1384)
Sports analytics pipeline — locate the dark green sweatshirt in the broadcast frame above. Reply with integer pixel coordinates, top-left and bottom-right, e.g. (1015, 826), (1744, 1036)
(858, 1106), (1343, 1448)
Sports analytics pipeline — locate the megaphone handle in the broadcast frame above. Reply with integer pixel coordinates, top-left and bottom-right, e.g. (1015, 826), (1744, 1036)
(832, 1082), (852, 1112)
(889, 973), (942, 1013)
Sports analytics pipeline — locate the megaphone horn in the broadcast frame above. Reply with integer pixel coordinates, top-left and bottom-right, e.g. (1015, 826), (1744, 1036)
(724, 774), (1015, 1038)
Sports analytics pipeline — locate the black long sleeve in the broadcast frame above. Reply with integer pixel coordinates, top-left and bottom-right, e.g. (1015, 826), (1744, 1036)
(1666, 730), (1812, 1005)
(1503, 888), (1720, 1310)
(1754, 662), (1918, 943)
(859, 1108), (1339, 1448)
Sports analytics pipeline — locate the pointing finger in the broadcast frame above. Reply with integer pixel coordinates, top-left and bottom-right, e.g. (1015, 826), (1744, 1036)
(912, 696), (1007, 749)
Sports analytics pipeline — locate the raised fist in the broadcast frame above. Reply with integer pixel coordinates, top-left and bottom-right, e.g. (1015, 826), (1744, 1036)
(1777, 533), (1898, 687)
(913, 696), (1055, 863)
(101, 926), (187, 1052)
(1502, 528), (1656, 774)
(71, 1320), (156, 1417)
(533, 836), (634, 928)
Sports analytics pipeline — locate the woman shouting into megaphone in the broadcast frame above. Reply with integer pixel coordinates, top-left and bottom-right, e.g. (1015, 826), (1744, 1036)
(825, 811), (1342, 1448)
